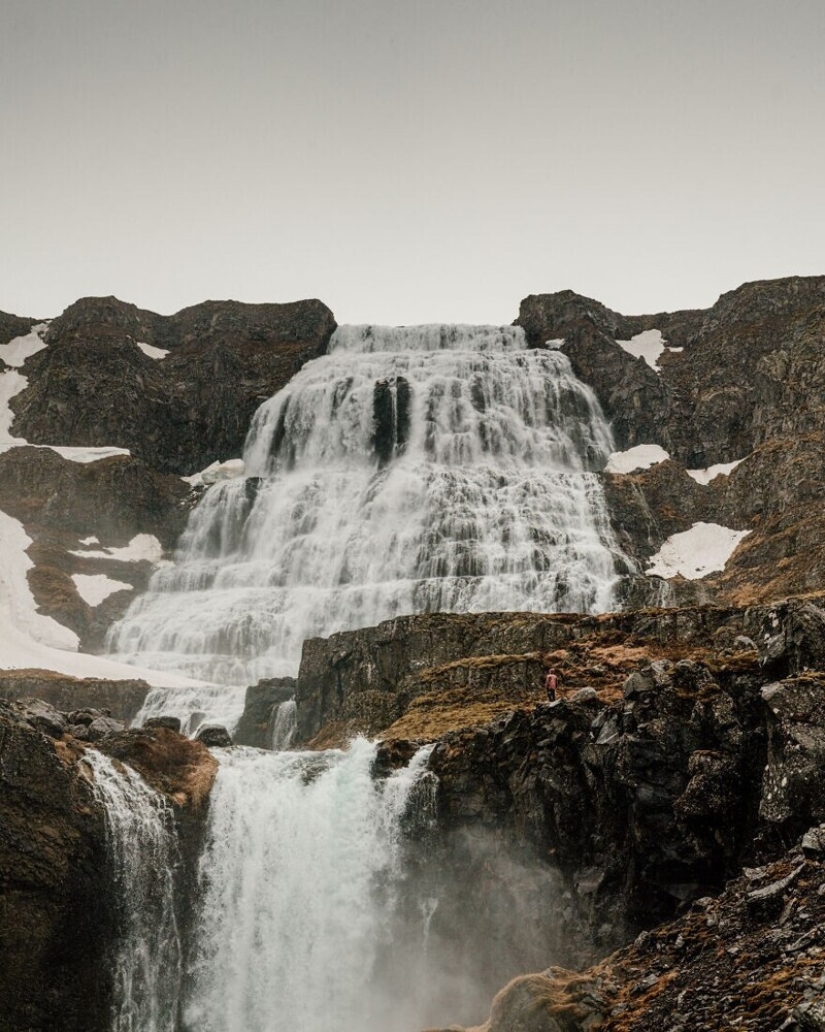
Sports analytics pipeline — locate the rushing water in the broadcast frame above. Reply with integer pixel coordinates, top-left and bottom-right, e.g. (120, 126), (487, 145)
(185, 740), (434, 1032)
(109, 324), (622, 704)
(84, 749), (183, 1032)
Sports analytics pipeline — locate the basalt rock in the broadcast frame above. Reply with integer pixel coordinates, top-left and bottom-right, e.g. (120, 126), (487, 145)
(9, 295), (336, 474)
(234, 677), (297, 749)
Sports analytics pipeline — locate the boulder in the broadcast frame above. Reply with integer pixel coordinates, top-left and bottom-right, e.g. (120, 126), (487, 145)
(195, 725), (233, 748)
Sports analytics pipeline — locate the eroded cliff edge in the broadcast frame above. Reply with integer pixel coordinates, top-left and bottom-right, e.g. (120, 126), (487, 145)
(293, 597), (825, 1028)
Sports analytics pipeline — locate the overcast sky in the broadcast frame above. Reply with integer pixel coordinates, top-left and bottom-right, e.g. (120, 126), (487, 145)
(2, 0), (824, 324)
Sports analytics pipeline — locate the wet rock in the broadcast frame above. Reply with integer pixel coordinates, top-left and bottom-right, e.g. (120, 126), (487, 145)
(17, 697), (68, 738)
(0, 670), (150, 725)
(234, 677), (296, 749)
(195, 725), (233, 748)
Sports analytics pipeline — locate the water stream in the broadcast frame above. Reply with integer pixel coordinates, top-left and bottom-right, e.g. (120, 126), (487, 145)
(110, 324), (622, 728)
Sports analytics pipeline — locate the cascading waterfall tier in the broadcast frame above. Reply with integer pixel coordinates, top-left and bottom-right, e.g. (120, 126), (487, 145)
(84, 749), (182, 1032)
(109, 324), (622, 693)
(184, 739), (435, 1032)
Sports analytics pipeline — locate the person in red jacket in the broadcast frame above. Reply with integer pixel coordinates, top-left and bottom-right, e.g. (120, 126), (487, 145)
(544, 668), (559, 702)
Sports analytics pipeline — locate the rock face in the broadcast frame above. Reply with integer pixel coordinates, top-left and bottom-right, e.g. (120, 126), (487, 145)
(0, 700), (113, 1032)
(0, 699), (216, 1032)
(0, 671), (149, 723)
(517, 278), (825, 605)
(9, 295), (336, 474)
(0, 309), (36, 346)
(233, 677), (297, 748)
(303, 599), (825, 962)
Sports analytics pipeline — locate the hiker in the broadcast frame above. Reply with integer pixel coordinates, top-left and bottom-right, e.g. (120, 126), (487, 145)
(544, 668), (559, 702)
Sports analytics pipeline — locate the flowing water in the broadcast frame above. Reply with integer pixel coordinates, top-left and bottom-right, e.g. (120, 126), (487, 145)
(109, 324), (622, 723)
(85, 749), (183, 1032)
(185, 739), (435, 1032)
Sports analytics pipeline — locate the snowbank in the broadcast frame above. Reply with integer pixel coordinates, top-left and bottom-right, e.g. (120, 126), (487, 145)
(604, 444), (670, 474)
(686, 459), (744, 485)
(70, 533), (165, 563)
(615, 329), (682, 372)
(647, 522), (750, 580)
(137, 341), (169, 360)
(72, 573), (133, 607)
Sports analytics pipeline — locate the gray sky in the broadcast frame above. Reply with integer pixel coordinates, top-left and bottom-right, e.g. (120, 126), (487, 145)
(2, 0), (824, 324)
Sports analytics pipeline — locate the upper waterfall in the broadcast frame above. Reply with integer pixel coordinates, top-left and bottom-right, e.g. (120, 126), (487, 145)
(109, 324), (623, 688)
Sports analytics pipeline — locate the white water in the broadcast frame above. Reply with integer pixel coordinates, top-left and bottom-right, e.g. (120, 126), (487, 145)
(108, 324), (622, 699)
(84, 749), (182, 1032)
(184, 739), (435, 1032)
(270, 697), (297, 749)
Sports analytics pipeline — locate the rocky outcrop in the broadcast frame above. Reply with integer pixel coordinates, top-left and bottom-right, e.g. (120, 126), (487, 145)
(234, 677), (296, 748)
(296, 605), (767, 746)
(0, 309), (36, 346)
(0, 699), (113, 1032)
(9, 295), (336, 474)
(0, 671), (149, 723)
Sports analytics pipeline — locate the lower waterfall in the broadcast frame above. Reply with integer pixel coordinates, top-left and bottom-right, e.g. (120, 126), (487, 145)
(185, 739), (435, 1032)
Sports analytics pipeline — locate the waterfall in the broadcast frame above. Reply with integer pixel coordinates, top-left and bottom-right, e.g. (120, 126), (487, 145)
(270, 697), (297, 749)
(84, 749), (182, 1032)
(183, 739), (435, 1032)
(108, 324), (621, 695)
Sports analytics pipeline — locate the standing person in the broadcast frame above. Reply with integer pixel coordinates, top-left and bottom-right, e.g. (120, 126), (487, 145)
(544, 668), (558, 702)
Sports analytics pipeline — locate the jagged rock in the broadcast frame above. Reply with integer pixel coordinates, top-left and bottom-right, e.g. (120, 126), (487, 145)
(10, 295), (336, 474)
(195, 725), (233, 748)
(233, 677), (296, 749)
(801, 825), (825, 857)
(0, 308), (36, 344)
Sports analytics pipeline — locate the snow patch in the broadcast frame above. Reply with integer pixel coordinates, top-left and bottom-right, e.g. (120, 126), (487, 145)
(72, 573), (133, 607)
(80, 536), (99, 545)
(647, 522), (750, 580)
(686, 459), (744, 485)
(604, 444), (670, 474)
(183, 458), (245, 487)
(0, 323), (49, 368)
(545, 338), (565, 350)
(70, 533), (164, 563)
(137, 341), (169, 360)
(0, 508), (205, 685)
(0, 325), (130, 463)
(615, 329), (682, 372)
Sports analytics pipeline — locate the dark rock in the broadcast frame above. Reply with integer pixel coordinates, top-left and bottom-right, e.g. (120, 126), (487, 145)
(0, 672), (150, 725)
(233, 677), (297, 749)
(86, 716), (126, 741)
(0, 699), (114, 1031)
(195, 725), (233, 748)
(16, 697), (68, 738)
(10, 295), (336, 474)
(144, 715), (182, 733)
